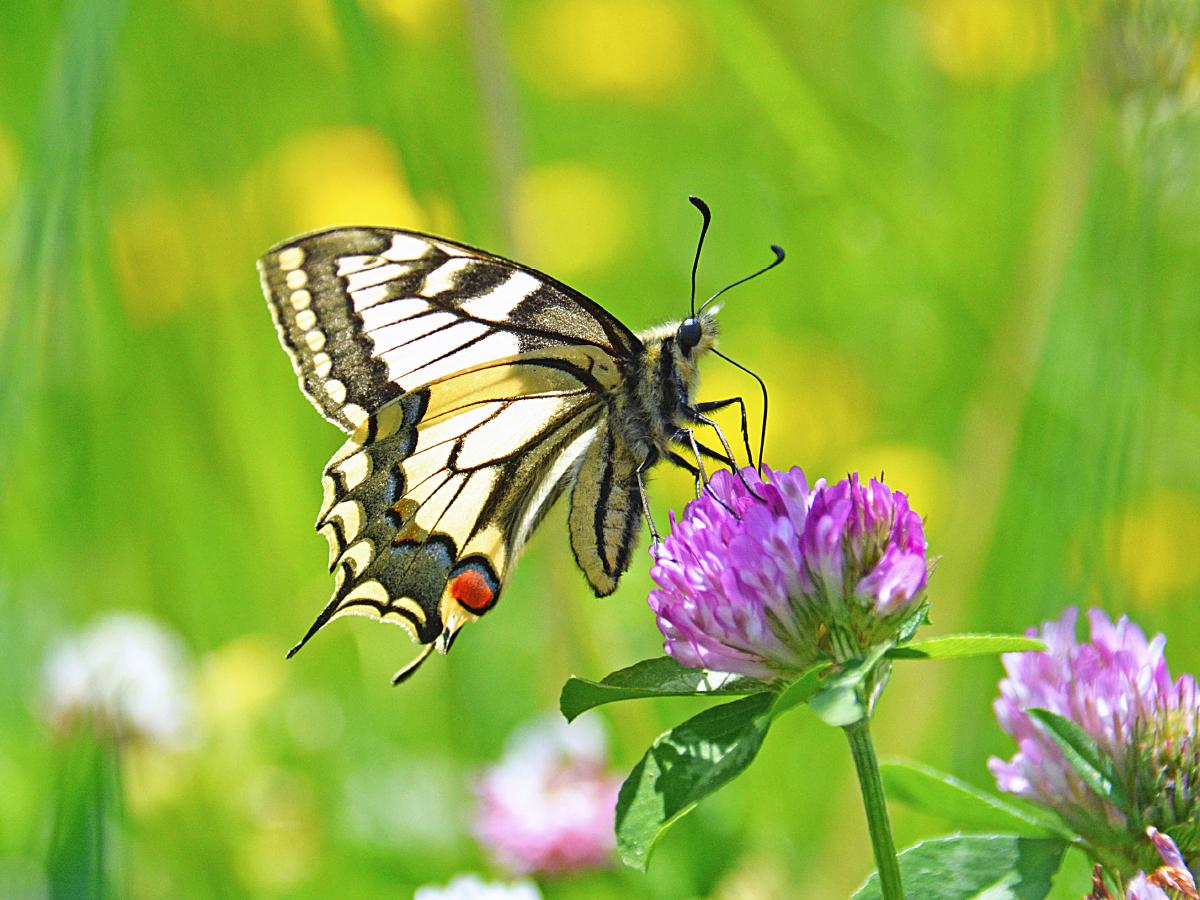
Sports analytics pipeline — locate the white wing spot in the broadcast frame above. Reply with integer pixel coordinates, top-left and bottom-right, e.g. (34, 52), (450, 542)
(325, 378), (347, 405)
(397, 330), (521, 391)
(419, 258), (475, 297)
(455, 395), (568, 468)
(379, 320), (489, 382)
(345, 262), (418, 294)
(319, 473), (338, 522)
(462, 271), (540, 320)
(338, 450), (370, 491)
(329, 500), (363, 542)
(360, 297), (432, 331)
(286, 269), (308, 289)
(344, 579), (390, 606)
(369, 311), (457, 355)
(291, 289), (312, 311)
(383, 234), (433, 262)
(341, 539), (374, 577)
(313, 352), (332, 378)
(295, 308), (317, 331)
(350, 284), (390, 311)
(516, 424), (599, 553)
(278, 247), (305, 270)
(336, 254), (382, 277)
(306, 330), (327, 352)
(342, 403), (367, 427)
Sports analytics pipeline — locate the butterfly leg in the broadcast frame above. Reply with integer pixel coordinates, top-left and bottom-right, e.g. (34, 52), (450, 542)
(686, 410), (764, 502)
(636, 451), (663, 544)
(664, 450), (700, 477)
(677, 428), (712, 497)
(675, 428), (748, 520)
(694, 396), (754, 469)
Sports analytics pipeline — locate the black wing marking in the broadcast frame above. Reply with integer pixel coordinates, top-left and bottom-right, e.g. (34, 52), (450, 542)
(259, 227), (643, 434)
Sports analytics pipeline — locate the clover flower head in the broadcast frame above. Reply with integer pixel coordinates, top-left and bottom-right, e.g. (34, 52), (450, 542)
(990, 608), (1200, 864)
(648, 466), (930, 679)
(42, 612), (193, 745)
(473, 715), (620, 875)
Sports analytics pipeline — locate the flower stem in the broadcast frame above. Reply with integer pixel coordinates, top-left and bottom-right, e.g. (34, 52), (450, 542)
(844, 718), (904, 900)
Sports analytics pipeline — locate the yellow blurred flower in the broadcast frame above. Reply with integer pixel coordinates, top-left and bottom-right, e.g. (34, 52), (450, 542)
(237, 819), (319, 892)
(178, 0), (337, 50)
(1112, 491), (1200, 607)
(248, 126), (429, 238)
(124, 743), (192, 817)
(362, 0), (458, 37)
(198, 634), (288, 727)
(923, 0), (1057, 81)
(834, 443), (951, 531)
(521, 0), (697, 100)
(723, 334), (871, 472)
(109, 191), (196, 327)
(513, 162), (632, 276)
(652, 339), (877, 511)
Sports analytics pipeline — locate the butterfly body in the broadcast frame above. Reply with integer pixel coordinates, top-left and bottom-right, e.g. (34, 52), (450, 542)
(259, 226), (725, 678)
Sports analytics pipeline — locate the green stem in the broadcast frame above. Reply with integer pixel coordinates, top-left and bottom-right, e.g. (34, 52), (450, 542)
(844, 718), (904, 900)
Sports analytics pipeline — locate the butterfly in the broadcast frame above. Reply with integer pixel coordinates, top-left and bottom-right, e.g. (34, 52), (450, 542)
(259, 198), (783, 683)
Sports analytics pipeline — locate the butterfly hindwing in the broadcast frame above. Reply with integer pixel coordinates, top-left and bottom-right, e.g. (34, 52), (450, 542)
(568, 423), (645, 597)
(259, 227), (642, 434)
(289, 351), (615, 657)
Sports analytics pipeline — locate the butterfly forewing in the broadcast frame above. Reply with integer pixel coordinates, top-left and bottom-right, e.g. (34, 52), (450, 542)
(259, 227), (641, 433)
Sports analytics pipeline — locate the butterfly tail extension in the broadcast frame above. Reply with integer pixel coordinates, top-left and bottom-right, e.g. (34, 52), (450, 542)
(294, 392), (447, 656)
(568, 425), (645, 597)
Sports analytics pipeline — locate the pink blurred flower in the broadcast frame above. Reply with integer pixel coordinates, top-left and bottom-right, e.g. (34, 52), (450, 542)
(990, 608), (1200, 871)
(648, 467), (930, 678)
(473, 716), (621, 876)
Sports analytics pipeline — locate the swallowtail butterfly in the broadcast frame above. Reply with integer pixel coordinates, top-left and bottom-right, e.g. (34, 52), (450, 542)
(259, 199), (781, 682)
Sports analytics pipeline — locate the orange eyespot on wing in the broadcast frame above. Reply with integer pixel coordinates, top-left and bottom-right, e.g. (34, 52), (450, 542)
(447, 562), (499, 613)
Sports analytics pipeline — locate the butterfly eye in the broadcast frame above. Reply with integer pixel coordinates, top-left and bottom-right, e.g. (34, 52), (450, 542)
(678, 318), (703, 353)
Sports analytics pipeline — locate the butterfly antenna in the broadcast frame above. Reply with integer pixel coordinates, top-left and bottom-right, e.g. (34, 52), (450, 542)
(713, 348), (770, 476)
(688, 196), (712, 317)
(699, 245), (785, 315)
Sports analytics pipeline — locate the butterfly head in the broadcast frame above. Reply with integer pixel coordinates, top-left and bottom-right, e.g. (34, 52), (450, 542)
(676, 311), (719, 360)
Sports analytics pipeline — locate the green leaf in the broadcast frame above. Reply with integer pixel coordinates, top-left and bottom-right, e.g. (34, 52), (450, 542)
(853, 834), (1067, 900)
(888, 635), (1047, 660)
(47, 728), (124, 900)
(560, 657), (771, 722)
(615, 691), (775, 870)
(1026, 710), (1131, 814)
(769, 663), (829, 719)
(880, 760), (1069, 838)
(807, 643), (892, 727)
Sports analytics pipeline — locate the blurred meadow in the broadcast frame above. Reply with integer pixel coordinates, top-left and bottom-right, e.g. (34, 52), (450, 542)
(2, 0), (1200, 897)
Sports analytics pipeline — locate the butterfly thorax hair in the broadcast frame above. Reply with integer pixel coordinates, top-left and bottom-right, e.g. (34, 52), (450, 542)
(615, 311), (719, 466)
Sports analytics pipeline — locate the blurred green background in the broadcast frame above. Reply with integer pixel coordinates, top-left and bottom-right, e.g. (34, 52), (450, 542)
(2, 0), (1199, 897)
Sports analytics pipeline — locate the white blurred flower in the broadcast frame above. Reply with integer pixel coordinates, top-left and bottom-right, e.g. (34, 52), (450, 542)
(473, 715), (620, 875)
(414, 873), (541, 900)
(42, 612), (192, 745)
